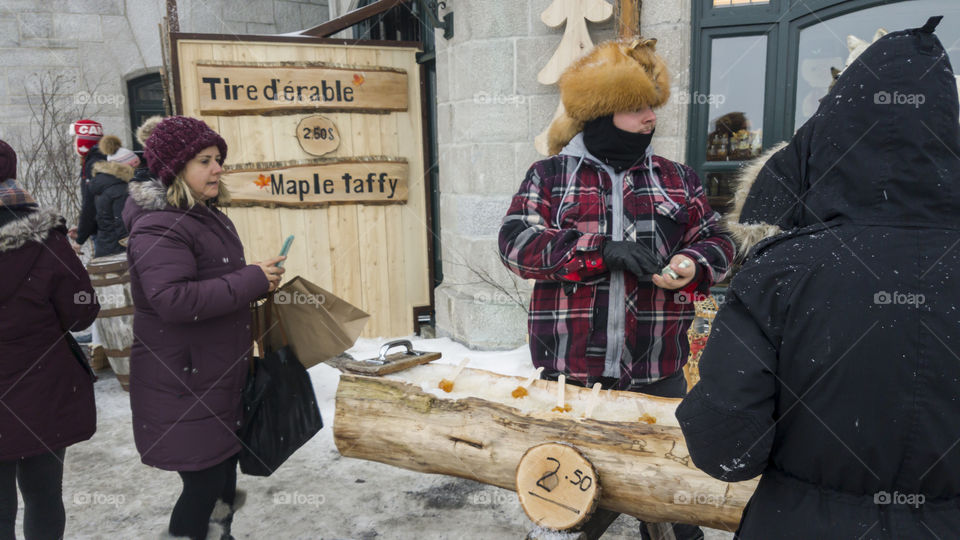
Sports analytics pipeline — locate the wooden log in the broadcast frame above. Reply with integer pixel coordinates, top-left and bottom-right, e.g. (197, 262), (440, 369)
(334, 365), (757, 531)
(516, 442), (601, 530)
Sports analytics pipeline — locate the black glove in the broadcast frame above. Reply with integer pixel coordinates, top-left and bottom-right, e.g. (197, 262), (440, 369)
(602, 240), (662, 278)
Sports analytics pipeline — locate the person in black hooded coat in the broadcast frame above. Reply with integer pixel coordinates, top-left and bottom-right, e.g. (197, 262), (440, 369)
(82, 135), (139, 257)
(676, 17), (960, 539)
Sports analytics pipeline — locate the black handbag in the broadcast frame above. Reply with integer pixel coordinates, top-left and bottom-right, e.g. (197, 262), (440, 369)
(66, 333), (97, 381)
(240, 297), (323, 476)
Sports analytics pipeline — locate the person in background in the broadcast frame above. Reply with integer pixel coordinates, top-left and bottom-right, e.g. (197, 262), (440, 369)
(0, 139), (99, 540)
(131, 116), (165, 185)
(498, 38), (733, 539)
(123, 116), (285, 540)
(67, 119), (105, 248)
(80, 135), (139, 257)
(677, 17), (960, 538)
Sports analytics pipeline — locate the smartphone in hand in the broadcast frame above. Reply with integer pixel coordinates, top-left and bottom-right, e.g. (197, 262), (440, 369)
(277, 235), (294, 267)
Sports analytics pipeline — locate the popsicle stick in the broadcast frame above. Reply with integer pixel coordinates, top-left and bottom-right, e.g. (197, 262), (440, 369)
(556, 375), (566, 408)
(583, 382), (603, 418)
(438, 357), (471, 393)
(521, 367), (544, 388)
(450, 357), (470, 382)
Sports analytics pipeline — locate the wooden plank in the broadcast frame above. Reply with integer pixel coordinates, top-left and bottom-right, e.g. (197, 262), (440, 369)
(357, 118), (390, 337)
(272, 44), (317, 285)
(348, 46), (390, 337)
(393, 51), (431, 308)
(326, 46), (365, 320)
(176, 41), (214, 117)
(378, 48), (414, 337)
(301, 0), (409, 37)
(222, 159), (409, 207)
(300, 45), (335, 292)
(195, 63), (409, 115)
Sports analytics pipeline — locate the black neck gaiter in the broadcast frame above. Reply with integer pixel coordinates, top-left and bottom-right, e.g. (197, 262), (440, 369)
(583, 115), (654, 172)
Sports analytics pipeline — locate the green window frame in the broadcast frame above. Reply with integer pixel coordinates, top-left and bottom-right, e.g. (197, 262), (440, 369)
(687, 0), (917, 211)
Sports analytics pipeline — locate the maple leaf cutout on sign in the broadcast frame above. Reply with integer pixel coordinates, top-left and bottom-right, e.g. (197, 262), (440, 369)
(254, 174), (270, 190)
(353, 73), (365, 86)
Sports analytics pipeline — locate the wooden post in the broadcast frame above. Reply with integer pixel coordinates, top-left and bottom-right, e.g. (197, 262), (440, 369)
(615, 0), (641, 39)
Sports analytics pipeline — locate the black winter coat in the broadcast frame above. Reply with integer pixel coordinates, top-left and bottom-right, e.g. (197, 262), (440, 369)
(0, 208), (99, 459)
(85, 160), (133, 257)
(76, 147), (107, 247)
(677, 18), (960, 539)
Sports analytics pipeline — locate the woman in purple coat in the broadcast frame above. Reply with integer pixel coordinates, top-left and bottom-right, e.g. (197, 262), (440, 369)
(122, 117), (285, 540)
(0, 140), (99, 540)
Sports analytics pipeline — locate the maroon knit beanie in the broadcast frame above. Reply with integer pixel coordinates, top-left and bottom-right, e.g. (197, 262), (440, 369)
(144, 116), (228, 186)
(0, 140), (15, 180)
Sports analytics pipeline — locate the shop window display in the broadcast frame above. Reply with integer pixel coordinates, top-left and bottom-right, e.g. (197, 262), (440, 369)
(690, 0), (960, 218)
(794, 0), (960, 131)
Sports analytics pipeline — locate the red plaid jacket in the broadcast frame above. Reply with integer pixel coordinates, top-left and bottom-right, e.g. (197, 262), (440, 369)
(498, 141), (733, 388)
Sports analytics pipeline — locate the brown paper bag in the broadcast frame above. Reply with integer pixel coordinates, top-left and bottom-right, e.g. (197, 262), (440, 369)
(255, 276), (369, 369)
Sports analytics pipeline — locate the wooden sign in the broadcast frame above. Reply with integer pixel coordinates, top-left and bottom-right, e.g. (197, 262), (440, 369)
(516, 443), (600, 530)
(222, 159), (408, 207)
(195, 62), (409, 115)
(297, 115), (340, 156)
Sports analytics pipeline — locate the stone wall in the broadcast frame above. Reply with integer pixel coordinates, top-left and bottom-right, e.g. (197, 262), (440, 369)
(433, 0), (692, 349)
(0, 0), (330, 159)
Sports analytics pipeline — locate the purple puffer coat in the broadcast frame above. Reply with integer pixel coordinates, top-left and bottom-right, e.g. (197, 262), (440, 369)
(0, 208), (99, 460)
(122, 179), (268, 471)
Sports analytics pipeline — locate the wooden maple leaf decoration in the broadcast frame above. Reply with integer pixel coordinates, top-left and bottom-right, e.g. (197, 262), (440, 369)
(254, 174), (270, 189)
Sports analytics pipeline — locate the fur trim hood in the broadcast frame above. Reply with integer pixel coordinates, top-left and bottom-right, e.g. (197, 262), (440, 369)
(547, 38), (671, 155)
(92, 160), (135, 182)
(98, 135), (122, 156)
(136, 115), (164, 146)
(127, 178), (167, 212)
(723, 142), (788, 256)
(0, 207), (64, 253)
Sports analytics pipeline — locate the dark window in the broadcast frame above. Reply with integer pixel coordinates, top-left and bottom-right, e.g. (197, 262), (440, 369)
(352, 0), (423, 42)
(689, 0), (960, 213)
(127, 73), (165, 152)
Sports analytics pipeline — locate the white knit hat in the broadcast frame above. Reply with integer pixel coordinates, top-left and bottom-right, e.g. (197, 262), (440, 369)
(107, 147), (140, 168)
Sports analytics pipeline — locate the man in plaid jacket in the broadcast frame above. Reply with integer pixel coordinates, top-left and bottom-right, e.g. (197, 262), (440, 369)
(499, 38), (733, 397)
(499, 38), (733, 540)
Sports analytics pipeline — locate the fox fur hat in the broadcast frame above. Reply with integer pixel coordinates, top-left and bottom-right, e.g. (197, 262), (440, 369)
(547, 38), (671, 155)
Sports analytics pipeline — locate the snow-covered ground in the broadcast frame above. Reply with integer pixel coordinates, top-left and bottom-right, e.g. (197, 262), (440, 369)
(17, 336), (734, 539)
